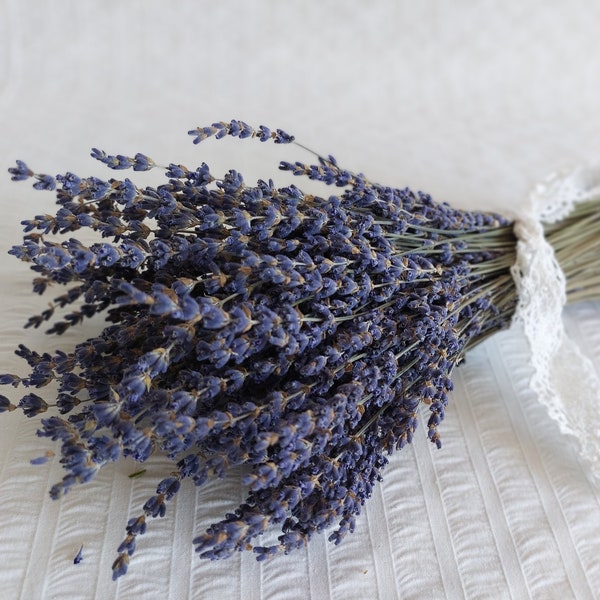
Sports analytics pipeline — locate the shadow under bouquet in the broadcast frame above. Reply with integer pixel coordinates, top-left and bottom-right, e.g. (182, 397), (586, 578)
(1, 121), (599, 579)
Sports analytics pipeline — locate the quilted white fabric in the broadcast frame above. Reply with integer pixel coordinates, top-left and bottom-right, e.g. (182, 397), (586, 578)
(1, 2), (599, 599)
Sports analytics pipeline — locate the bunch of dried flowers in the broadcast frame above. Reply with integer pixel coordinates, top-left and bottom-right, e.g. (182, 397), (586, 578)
(1, 121), (598, 579)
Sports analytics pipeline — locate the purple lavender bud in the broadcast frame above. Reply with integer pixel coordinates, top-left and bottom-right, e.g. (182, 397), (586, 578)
(117, 536), (136, 556)
(91, 148), (133, 170)
(92, 243), (120, 267)
(18, 393), (48, 417)
(126, 516), (147, 536)
(165, 163), (188, 178)
(132, 153), (154, 171)
(273, 128), (294, 144)
(8, 160), (33, 181)
(111, 554), (129, 580)
(156, 476), (181, 500)
(0, 395), (16, 413)
(119, 240), (146, 269)
(257, 125), (271, 141)
(0, 373), (21, 387)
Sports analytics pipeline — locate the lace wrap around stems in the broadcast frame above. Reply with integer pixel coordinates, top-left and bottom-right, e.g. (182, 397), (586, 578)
(511, 166), (600, 483)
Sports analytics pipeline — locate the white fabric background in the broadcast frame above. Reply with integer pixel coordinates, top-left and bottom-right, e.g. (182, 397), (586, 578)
(1, 1), (599, 599)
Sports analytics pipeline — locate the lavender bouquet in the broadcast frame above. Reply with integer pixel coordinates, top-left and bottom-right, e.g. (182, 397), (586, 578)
(1, 121), (599, 579)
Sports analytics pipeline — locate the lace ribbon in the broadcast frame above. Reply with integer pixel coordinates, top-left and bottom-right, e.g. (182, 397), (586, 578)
(510, 166), (600, 483)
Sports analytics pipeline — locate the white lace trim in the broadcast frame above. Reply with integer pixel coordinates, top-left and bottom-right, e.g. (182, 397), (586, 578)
(510, 166), (600, 483)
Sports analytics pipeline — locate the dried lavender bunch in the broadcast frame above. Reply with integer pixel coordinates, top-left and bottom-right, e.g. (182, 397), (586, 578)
(0, 121), (597, 580)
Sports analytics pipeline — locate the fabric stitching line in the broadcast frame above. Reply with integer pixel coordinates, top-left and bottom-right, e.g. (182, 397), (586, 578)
(15, 443), (57, 600)
(363, 496), (383, 600)
(425, 413), (474, 598)
(449, 368), (513, 599)
(412, 436), (452, 599)
(484, 341), (566, 600)
(378, 479), (401, 600)
(322, 514), (334, 600)
(464, 343), (533, 599)
(493, 337), (584, 599)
